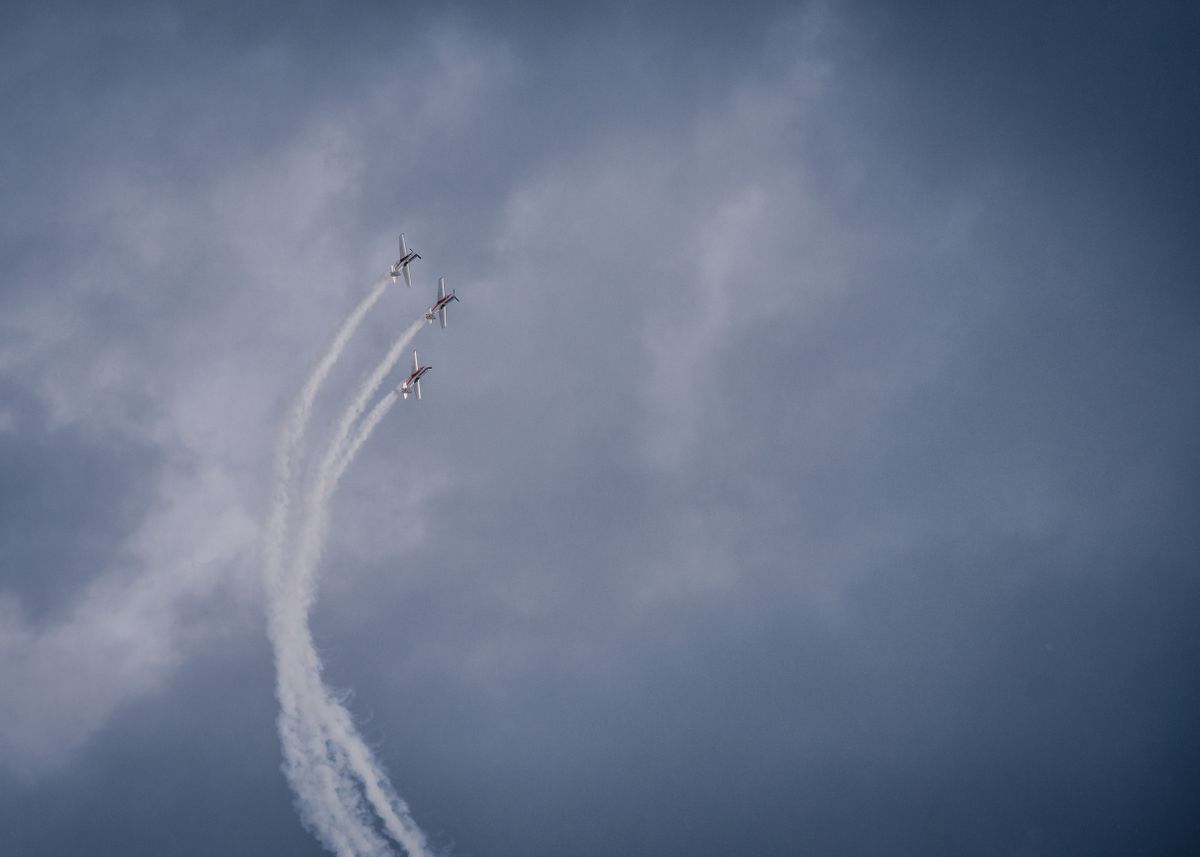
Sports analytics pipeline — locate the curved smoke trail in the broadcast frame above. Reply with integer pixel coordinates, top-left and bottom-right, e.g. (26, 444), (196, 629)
(293, 318), (427, 616)
(282, 318), (430, 856)
(263, 282), (432, 856)
(267, 312), (433, 857)
(334, 389), (399, 490)
(263, 275), (390, 598)
(272, 619), (395, 857)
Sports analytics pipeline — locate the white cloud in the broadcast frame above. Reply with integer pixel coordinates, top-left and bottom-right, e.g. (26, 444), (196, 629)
(0, 464), (256, 776)
(0, 114), (371, 776)
(0, 13), (539, 777)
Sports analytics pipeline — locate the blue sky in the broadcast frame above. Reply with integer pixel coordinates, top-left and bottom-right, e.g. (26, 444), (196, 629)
(2, 2), (1198, 855)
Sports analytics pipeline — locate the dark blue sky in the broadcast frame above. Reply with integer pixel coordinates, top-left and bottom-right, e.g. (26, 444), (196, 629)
(2, 2), (1198, 855)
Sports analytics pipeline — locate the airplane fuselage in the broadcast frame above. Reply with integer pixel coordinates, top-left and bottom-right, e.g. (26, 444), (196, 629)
(399, 366), (430, 399)
(389, 251), (420, 277)
(425, 276), (459, 328)
(428, 293), (457, 317)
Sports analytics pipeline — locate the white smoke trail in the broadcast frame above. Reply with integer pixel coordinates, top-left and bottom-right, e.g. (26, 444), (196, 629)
(292, 318), (426, 616)
(263, 279), (432, 856)
(333, 389), (399, 489)
(279, 317), (431, 857)
(268, 391), (406, 854)
(273, 615), (395, 857)
(263, 275), (390, 596)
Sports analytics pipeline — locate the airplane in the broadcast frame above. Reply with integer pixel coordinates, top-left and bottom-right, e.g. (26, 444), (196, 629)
(425, 276), (459, 329)
(396, 350), (430, 400)
(388, 233), (421, 287)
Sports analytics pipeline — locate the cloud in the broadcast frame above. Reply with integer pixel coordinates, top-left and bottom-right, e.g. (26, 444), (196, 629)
(0, 6), (528, 787)
(0, 103), (371, 777)
(0, 465), (255, 776)
(1, 3), (1198, 854)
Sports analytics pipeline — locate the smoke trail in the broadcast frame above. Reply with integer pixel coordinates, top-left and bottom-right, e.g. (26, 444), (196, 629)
(273, 613), (395, 857)
(326, 336), (421, 488)
(262, 279), (433, 856)
(293, 318), (426, 616)
(333, 389), (399, 489)
(272, 608), (430, 857)
(263, 276), (390, 596)
(279, 317), (431, 856)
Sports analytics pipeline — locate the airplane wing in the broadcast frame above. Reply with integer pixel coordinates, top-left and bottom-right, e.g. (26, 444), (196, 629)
(399, 233), (409, 256)
(412, 350), (420, 374)
(403, 265), (412, 288)
(415, 379), (422, 400)
(438, 277), (448, 328)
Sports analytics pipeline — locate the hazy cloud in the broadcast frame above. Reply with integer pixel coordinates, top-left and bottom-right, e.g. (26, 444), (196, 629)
(1, 2), (1197, 855)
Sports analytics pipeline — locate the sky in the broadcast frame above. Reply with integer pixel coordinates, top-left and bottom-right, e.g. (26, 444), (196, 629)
(1, 1), (1198, 855)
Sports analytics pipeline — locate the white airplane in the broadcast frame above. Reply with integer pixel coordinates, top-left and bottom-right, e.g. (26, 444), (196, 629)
(396, 350), (430, 400)
(389, 233), (421, 287)
(425, 276), (459, 329)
